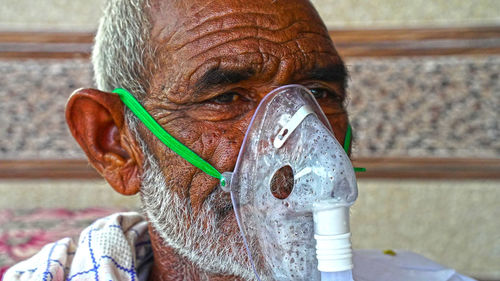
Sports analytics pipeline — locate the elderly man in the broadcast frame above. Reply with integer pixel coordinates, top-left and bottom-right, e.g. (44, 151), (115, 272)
(5, 0), (477, 280)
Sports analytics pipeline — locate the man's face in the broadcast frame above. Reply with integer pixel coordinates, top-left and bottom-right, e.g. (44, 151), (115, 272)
(138, 0), (348, 277)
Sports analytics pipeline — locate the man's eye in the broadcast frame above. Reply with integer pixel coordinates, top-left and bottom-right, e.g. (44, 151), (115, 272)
(309, 88), (330, 99)
(309, 87), (343, 103)
(210, 92), (240, 104)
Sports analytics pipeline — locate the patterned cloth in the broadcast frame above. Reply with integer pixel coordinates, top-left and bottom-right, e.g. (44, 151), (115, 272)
(0, 208), (123, 277)
(3, 212), (476, 281)
(3, 212), (152, 281)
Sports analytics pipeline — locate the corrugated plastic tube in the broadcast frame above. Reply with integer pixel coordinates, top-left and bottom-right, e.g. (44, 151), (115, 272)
(313, 203), (354, 281)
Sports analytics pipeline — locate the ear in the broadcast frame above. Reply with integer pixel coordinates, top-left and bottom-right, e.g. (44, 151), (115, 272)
(66, 88), (144, 195)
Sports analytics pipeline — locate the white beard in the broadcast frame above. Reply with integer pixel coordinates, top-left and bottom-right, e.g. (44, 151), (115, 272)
(138, 147), (257, 280)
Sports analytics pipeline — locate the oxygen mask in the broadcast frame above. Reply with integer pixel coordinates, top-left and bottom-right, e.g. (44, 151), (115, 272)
(221, 85), (358, 281)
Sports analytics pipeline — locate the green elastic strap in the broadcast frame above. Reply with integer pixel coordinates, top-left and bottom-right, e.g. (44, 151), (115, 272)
(113, 88), (226, 187)
(115, 87), (363, 184)
(343, 124), (352, 153)
(343, 124), (366, 173)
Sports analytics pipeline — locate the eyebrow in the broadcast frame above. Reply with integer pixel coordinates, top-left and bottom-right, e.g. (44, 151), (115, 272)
(194, 66), (256, 92)
(193, 62), (348, 94)
(302, 63), (348, 88)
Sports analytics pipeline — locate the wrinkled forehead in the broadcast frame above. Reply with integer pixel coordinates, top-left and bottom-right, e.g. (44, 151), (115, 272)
(150, 0), (327, 37)
(147, 0), (342, 101)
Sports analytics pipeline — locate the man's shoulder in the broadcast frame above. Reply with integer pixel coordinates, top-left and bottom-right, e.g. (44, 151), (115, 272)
(3, 212), (153, 281)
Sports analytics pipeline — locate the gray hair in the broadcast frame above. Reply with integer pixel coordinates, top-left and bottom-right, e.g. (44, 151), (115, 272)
(92, 0), (156, 139)
(92, 0), (153, 98)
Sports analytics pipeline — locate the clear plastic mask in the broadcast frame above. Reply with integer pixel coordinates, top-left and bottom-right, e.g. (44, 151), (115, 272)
(221, 85), (358, 281)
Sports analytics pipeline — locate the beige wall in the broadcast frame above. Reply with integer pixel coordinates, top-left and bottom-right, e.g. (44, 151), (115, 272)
(351, 179), (500, 280)
(0, 0), (104, 31)
(0, 179), (140, 209)
(0, 0), (499, 31)
(311, 0), (500, 28)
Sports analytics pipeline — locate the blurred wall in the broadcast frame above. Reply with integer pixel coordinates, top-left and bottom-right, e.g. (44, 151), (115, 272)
(0, 0), (499, 30)
(0, 1), (499, 280)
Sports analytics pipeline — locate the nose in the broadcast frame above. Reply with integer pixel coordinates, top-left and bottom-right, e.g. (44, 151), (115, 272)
(235, 86), (282, 135)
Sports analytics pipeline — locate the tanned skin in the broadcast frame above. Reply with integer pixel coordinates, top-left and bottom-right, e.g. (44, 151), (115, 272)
(66, 0), (349, 280)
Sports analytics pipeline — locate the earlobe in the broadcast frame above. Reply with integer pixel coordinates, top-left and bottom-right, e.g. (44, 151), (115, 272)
(66, 88), (143, 195)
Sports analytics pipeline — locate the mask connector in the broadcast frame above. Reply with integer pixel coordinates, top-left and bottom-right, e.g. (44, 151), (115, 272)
(313, 203), (354, 280)
(220, 171), (232, 192)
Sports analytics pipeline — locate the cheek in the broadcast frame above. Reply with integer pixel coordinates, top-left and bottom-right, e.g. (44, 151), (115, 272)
(141, 114), (249, 208)
(326, 113), (348, 146)
(166, 118), (246, 171)
(188, 125), (246, 210)
(140, 123), (199, 199)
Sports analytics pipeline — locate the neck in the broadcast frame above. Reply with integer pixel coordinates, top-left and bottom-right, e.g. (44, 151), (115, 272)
(147, 224), (246, 281)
